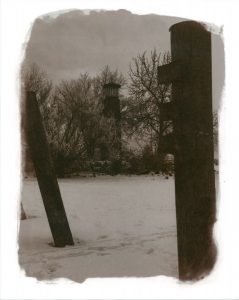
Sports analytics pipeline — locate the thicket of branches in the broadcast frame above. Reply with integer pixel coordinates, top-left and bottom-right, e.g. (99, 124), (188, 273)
(22, 64), (129, 176)
(125, 50), (172, 171)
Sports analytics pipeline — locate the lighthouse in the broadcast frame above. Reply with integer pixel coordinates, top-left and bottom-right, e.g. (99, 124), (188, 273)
(102, 82), (122, 173)
(102, 82), (121, 121)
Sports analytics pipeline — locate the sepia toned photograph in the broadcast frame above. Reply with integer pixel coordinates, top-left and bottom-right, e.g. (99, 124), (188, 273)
(18, 9), (224, 283)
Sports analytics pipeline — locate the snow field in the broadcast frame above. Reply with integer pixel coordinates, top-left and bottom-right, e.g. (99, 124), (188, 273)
(19, 175), (178, 282)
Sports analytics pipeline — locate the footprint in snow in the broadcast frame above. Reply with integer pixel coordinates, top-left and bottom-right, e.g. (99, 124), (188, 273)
(97, 252), (110, 256)
(98, 235), (108, 240)
(146, 248), (155, 255)
(47, 262), (60, 274)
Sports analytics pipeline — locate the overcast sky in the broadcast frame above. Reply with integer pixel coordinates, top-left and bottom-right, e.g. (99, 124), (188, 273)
(24, 9), (224, 109)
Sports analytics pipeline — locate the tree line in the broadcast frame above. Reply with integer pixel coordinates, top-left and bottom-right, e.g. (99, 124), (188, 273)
(22, 49), (218, 177)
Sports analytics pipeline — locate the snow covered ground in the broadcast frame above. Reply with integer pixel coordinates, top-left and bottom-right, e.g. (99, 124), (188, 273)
(19, 175), (178, 283)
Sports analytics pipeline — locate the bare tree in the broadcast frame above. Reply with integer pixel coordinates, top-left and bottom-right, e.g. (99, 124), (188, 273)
(45, 74), (99, 175)
(128, 50), (171, 171)
(21, 63), (53, 144)
(22, 62), (52, 104)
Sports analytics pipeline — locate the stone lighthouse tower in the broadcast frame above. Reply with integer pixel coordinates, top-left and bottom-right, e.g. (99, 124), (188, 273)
(102, 82), (121, 121)
(102, 82), (122, 172)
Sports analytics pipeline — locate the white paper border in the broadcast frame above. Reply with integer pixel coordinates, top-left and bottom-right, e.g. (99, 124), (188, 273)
(1, 0), (239, 299)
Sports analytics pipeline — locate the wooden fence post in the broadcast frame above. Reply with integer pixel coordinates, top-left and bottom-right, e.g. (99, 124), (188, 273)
(158, 21), (216, 280)
(25, 91), (74, 247)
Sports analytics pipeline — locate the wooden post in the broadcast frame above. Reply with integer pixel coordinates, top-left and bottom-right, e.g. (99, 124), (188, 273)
(158, 21), (216, 280)
(25, 91), (74, 247)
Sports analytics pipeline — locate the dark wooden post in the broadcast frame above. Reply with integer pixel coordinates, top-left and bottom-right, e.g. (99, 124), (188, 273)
(25, 91), (74, 247)
(158, 21), (216, 280)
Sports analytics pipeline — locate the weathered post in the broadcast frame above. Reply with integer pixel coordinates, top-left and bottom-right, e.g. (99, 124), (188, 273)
(25, 91), (74, 247)
(158, 21), (216, 280)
